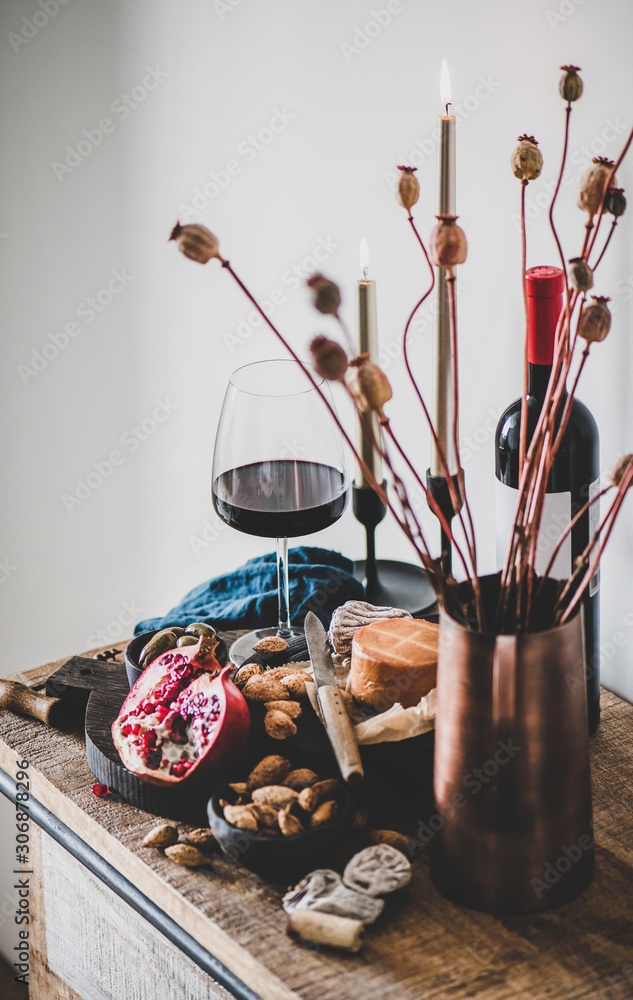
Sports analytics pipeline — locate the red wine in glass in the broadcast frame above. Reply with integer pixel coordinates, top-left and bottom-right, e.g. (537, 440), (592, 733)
(212, 360), (348, 665)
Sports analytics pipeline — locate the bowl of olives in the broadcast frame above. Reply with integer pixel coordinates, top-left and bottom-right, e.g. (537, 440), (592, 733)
(124, 622), (228, 689)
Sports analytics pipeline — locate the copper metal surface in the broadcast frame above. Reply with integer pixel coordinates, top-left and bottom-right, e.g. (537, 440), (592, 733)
(431, 588), (593, 913)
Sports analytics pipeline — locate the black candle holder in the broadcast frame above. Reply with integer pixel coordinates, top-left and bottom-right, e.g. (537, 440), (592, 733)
(425, 468), (463, 575)
(352, 481), (436, 615)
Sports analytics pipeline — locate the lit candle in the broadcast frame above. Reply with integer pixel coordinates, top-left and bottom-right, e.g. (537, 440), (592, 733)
(356, 237), (382, 487)
(431, 59), (457, 477)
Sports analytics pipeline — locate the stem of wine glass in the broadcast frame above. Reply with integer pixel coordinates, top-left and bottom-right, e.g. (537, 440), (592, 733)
(276, 537), (291, 637)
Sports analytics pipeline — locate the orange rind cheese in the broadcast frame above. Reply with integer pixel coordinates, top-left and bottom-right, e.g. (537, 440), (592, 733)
(350, 618), (438, 712)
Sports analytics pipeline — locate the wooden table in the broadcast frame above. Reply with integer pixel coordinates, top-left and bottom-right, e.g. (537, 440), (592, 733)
(1, 640), (633, 1000)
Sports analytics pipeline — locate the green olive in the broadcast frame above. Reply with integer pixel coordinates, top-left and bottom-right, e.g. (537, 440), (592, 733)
(153, 626), (184, 641)
(139, 630), (178, 670)
(184, 622), (216, 639)
(176, 635), (198, 647)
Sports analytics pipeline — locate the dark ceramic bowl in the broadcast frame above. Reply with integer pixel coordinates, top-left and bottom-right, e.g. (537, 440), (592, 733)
(124, 626), (229, 689)
(207, 780), (356, 880)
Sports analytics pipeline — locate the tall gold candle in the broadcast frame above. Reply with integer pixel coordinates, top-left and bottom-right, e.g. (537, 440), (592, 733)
(356, 237), (382, 488)
(431, 59), (457, 478)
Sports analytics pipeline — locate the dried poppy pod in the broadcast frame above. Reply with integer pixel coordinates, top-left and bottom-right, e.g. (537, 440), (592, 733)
(169, 222), (221, 264)
(578, 296), (611, 344)
(606, 187), (627, 218)
(429, 215), (468, 271)
(577, 158), (618, 220)
(309, 335), (348, 382)
(510, 135), (543, 182)
(569, 257), (593, 292)
(396, 165), (420, 211)
(611, 455), (633, 488)
(307, 274), (341, 317)
(345, 354), (392, 422)
(559, 65), (583, 102)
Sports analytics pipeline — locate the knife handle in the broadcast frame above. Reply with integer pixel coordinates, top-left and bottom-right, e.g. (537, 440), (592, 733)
(0, 679), (62, 726)
(319, 685), (364, 785)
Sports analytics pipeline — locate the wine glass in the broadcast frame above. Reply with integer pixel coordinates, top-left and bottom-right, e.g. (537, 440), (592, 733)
(212, 359), (349, 665)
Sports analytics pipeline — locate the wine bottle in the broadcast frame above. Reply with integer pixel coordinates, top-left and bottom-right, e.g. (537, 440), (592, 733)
(495, 265), (601, 733)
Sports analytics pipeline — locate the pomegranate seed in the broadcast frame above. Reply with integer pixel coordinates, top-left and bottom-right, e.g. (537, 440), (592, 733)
(154, 705), (169, 722)
(91, 783), (110, 798)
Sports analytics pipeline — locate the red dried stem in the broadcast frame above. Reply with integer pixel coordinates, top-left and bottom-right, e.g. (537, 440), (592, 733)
(220, 258), (435, 582)
(403, 214), (472, 556)
(519, 180), (529, 478)
(381, 420), (473, 585)
(585, 124), (633, 261)
(590, 218), (618, 272)
(558, 464), (633, 623)
(535, 485), (611, 601)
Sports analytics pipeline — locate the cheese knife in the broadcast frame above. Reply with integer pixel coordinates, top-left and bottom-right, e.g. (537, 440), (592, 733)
(304, 611), (364, 785)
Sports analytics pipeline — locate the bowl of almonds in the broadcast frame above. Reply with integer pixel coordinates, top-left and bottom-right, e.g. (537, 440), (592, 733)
(207, 753), (355, 877)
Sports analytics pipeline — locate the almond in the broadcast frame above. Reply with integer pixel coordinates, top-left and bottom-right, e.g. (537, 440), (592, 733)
(264, 699), (302, 719)
(283, 768), (319, 791)
(280, 672), (308, 698)
(223, 804), (258, 830)
(233, 662), (264, 688)
(251, 785), (299, 809)
(142, 823), (179, 848)
(267, 666), (308, 679)
(278, 806), (304, 837)
(164, 844), (210, 868)
(181, 828), (219, 853)
(298, 779), (338, 814)
(228, 782), (248, 797)
(265, 709), (297, 740)
(310, 800), (338, 828)
(246, 755), (291, 792)
(251, 804), (279, 830)
(242, 675), (289, 703)
(298, 786), (318, 813)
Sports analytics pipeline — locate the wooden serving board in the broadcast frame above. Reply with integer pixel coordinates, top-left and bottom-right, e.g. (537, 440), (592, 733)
(44, 646), (436, 828)
(46, 654), (212, 823)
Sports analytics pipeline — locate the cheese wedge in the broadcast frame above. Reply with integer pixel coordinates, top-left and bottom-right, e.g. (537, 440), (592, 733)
(350, 617), (438, 712)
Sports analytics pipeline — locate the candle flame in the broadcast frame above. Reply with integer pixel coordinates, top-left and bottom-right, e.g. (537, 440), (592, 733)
(359, 236), (370, 276)
(440, 59), (452, 114)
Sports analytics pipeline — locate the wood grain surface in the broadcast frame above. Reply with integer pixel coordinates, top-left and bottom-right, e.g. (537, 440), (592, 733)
(1, 640), (633, 1000)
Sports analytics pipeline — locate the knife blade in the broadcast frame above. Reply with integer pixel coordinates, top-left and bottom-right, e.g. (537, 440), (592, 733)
(304, 611), (363, 785)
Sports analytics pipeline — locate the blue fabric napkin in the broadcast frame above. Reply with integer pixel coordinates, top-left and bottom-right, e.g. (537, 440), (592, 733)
(134, 546), (364, 635)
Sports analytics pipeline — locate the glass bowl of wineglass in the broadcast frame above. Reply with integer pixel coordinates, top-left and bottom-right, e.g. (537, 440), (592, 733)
(212, 358), (349, 665)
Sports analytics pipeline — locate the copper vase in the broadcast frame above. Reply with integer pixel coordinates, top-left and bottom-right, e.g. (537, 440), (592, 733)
(431, 586), (594, 913)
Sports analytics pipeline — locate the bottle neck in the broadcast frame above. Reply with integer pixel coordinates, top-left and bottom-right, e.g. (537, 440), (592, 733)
(528, 362), (567, 400)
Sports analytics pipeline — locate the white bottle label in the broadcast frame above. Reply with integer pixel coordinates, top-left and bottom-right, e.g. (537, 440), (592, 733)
(495, 479), (571, 580)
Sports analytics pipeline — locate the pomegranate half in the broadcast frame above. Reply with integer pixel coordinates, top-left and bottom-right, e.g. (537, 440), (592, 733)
(112, 635), (250, 787)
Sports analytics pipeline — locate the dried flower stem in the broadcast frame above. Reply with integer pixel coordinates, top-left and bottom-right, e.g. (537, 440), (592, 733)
(519, 180), (529, 477)
(381, 420), (472, 586)
(403, 215), (470, 544)
(549, 103), (572, 288)
(585, 125), (633, 261)
(558, 462), (633, 623)
(590, 218), (619, 271)
(535, 485), (611, 600)
(219, 259), (434, 578)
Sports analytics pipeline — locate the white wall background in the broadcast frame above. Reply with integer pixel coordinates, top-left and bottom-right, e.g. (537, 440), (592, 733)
(1, 0), (632, 965)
